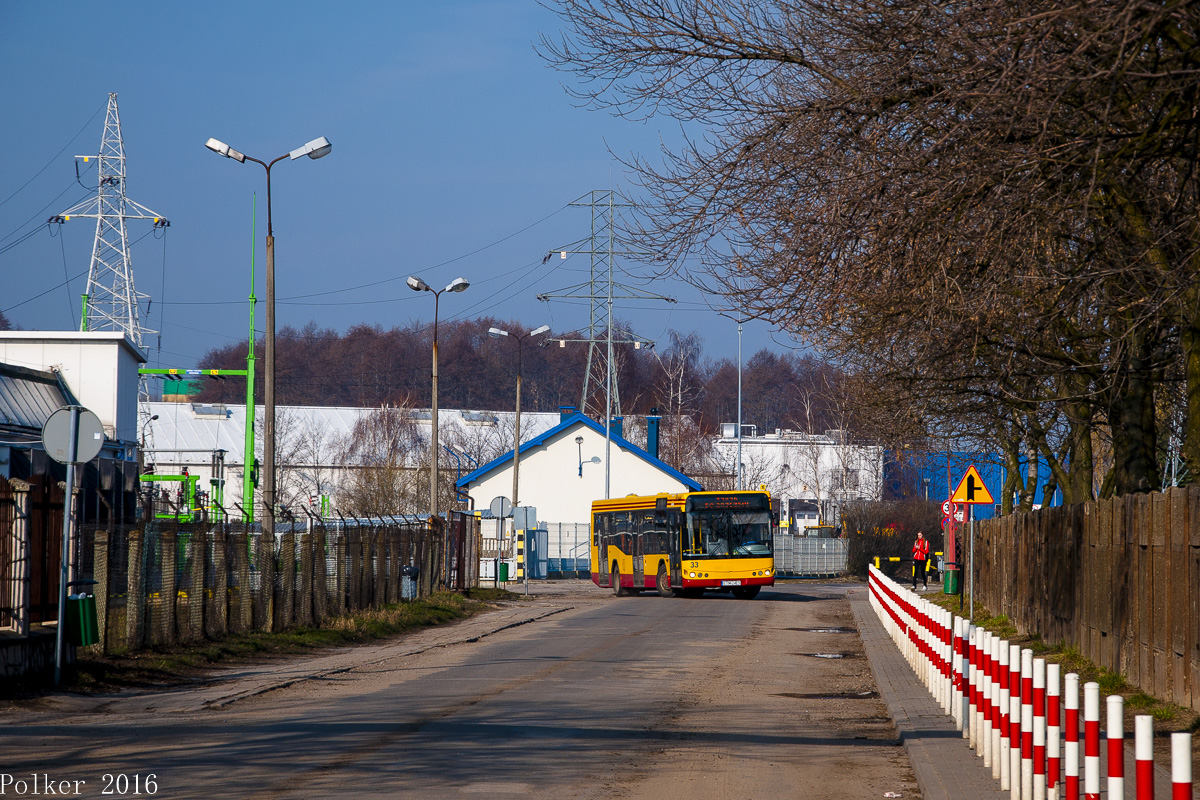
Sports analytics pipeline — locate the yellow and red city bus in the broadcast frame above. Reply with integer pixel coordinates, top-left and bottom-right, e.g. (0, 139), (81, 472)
(590, 490), (775, 599)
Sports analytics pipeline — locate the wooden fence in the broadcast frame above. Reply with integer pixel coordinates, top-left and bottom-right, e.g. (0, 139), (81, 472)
(76, 511), (482, 655)
(974, 486), (1200, 711)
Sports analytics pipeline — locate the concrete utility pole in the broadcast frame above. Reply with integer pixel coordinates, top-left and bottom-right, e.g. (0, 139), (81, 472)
(488, 324), (550, 509)
(408, 276), (470, 521)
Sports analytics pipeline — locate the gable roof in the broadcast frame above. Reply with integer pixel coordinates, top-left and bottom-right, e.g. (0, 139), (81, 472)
(455, 412), (702, 491)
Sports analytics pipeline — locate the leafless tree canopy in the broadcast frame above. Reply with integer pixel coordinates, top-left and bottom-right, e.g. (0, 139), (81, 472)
(542, 0), (1200, 503)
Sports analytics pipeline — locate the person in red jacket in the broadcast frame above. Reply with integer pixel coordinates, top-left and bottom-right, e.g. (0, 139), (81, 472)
(912, 531), (930, 590)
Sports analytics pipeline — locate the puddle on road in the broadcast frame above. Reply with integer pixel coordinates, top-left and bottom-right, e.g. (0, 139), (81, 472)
(783, 626), (857, 634)
(792, 652), (862, 659)
(775, 690), (879, 700)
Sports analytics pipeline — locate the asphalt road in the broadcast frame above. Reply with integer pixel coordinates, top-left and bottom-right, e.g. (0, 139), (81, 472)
(0, 582), (918, 799)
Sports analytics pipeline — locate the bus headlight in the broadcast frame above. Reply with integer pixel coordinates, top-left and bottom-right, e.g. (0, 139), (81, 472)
(689, 572), (696, 578)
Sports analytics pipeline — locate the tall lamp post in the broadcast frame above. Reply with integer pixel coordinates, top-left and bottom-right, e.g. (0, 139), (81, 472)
(719, 312), (749, 490)
(205, 135), (331, 537)
(488, 325), (550, 509)
(408, 275), (470, 520)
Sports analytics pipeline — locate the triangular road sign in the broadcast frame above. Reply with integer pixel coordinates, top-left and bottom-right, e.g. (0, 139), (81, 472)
(951, 465), (995, 505)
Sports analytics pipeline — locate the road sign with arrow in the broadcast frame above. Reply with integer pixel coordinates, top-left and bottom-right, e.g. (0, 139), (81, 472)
(951, 465), (994, 505)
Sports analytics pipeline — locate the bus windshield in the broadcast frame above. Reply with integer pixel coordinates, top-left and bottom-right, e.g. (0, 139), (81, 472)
(686, 510), (773, 558)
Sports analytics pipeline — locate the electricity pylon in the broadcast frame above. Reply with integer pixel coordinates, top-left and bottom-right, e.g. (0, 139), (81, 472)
(51, 93), (169, 355)
(538, 190), (674, 419)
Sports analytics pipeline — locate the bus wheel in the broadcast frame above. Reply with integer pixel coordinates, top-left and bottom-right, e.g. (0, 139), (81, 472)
(732, 586), (761, 600)
(611, 565), (626, 597)
(656, 563), (675, 598)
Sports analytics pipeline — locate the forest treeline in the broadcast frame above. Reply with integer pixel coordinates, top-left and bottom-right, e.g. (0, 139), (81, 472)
(192, 318), (847, 436)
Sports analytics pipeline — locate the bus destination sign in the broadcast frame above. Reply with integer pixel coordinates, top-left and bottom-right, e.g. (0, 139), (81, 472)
(686, 493), (770, 512)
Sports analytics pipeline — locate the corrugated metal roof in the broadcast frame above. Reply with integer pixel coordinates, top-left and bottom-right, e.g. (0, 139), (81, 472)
(139, 402), (563, 468)
(0, 361), (69, 430)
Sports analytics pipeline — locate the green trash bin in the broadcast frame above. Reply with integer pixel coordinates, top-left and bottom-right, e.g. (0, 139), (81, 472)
(943, 568), (960, 595)
(497, 562), (510, 584)
(65, 593), (99, 646)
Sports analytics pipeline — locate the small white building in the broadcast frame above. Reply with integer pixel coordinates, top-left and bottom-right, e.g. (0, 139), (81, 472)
(0, 331), (145, 451)
(711, 426), (883, 529)
(455, 411), (702, 528)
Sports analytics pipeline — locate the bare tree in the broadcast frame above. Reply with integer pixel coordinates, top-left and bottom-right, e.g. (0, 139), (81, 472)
(542, 0), (1200, 499)
(337, 404), (422, 517)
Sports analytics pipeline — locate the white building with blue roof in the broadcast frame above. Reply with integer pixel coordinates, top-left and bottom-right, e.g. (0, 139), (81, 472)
(455, 410), (702, 528)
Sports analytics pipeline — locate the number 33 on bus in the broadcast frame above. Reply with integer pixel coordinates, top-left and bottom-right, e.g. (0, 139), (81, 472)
(590, 491), (775, 599)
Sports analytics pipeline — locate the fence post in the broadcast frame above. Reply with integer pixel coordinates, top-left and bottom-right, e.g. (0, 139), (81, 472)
(93, 529), (109, 653)
(126, 529), (144, 648)
(159, 528), (176, 645)
(313, 523), (328, 624)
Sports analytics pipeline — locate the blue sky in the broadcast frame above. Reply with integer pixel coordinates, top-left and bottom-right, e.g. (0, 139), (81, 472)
(0, 1), (787, 371)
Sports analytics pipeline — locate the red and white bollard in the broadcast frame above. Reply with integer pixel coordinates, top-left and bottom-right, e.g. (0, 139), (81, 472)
(992, 636), (1004, 781)
(982, 631), (994, 766)
(1135, 715), (1153, 800)
(1047, 664), (1061, 800)
(1022, 649), (1034, 800)
(977, 628), (989, 753)
(1064, 672), (1080, 800)
(953, 617), (965, 731)
(1010, 644), (1023, 800)
(1034, 658), (1047, 800)
(999, 641), (1012, 790)
(968, 624), (979, 745)
(1107, 694), (1124, 800)
(1084, 681), (1100, 800)
(1173, 732), (1192, 800)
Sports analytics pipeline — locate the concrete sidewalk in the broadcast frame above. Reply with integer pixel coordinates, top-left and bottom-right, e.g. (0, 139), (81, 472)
(850, 588), (1007, 800)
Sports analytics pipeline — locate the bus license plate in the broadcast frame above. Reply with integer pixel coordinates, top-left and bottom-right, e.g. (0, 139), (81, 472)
(721, 580), (742, 586)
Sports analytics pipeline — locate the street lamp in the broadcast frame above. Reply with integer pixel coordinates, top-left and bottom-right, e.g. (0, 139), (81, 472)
(718, 311), (750, 491)
(488, 324), (550, 510)
(205, 135), (331, 538)
(409, 275), (470, 519)
(575, 435), (585, 478)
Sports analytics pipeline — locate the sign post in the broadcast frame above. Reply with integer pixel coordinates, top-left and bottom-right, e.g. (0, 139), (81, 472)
(42, 406), (105, 685)
(951, 465), (995, 621)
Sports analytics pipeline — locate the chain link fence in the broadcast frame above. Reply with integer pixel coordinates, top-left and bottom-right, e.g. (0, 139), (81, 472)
(76, 501), (480, 655)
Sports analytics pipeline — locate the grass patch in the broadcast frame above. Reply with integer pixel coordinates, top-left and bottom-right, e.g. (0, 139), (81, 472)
(4, 589), (521, 701)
